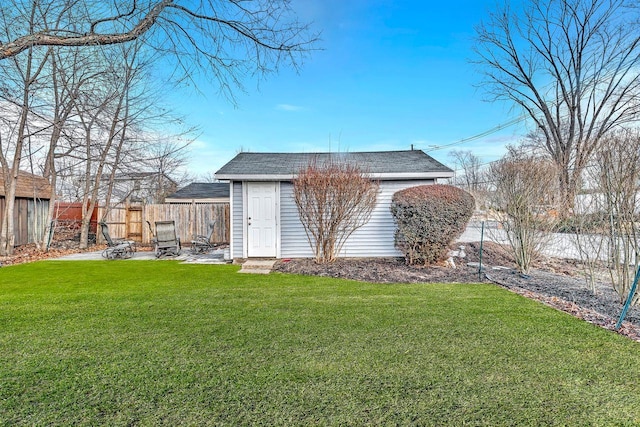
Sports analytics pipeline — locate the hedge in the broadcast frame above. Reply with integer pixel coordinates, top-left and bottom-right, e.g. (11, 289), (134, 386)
(391, 184), (474, 265)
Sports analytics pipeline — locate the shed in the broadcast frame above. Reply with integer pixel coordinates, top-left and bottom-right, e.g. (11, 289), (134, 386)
(0, 170), (52, 246)
(215, 150), (454, 259)
(165, 182), (230, 203)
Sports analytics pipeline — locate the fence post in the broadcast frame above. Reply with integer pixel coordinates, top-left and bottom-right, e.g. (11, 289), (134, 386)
(142, 203), (147, 244)
(191, 200), (196, 239)
(478, 221), (485, 281)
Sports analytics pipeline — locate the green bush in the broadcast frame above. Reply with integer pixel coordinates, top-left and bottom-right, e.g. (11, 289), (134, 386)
(391, 184), (475, 265)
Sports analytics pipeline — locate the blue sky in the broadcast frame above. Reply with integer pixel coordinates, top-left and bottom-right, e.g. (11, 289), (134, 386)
(176, 0), (529, 177)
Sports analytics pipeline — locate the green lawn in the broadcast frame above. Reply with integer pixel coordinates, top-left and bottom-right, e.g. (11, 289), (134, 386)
(0, 261), (639, 426)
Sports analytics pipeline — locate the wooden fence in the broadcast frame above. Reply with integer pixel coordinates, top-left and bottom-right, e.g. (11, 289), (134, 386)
(54, 202), (98, 233)
(0, 197), (50, 246)
(97, 202), (229, 245)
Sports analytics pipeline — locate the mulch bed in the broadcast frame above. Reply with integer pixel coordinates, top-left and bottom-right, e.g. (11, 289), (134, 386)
(275, 242), (640, 343)
(0, 243), (103, 266)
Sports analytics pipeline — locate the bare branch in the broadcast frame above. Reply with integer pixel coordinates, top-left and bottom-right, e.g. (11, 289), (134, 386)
(0, 0), (170, 59)
(293, 160), (379, 263)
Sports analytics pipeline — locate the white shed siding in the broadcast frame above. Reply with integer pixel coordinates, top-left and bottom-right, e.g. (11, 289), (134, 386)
(280, 182), (315, 258)
(280, 180), (435, 258)
(232, 181), (244, 258)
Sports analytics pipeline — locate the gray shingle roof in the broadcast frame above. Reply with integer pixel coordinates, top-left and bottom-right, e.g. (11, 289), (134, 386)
(165, 182), (229, 200)
(215, 150), (453, 179)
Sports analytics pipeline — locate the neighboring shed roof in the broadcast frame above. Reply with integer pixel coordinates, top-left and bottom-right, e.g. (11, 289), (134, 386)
(215, 150), (454, 181)
(0, 170), (52, 199)
(165, 182), (230, 201)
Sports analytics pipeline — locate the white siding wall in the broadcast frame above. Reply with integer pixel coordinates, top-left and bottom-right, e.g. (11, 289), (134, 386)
(280, 182), (314, 258)
(280, 180), (435, 258)
(232, 181), (244, 258)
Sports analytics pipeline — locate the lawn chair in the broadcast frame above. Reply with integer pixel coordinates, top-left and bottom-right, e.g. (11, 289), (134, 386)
(153, 220), (181, 258)
(99, 221), (135, 260)
(190, 221), (216, 254)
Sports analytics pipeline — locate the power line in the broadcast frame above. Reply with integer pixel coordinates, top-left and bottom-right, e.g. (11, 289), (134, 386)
(450, 145), (543, 173)
(417, 114), (529, 153)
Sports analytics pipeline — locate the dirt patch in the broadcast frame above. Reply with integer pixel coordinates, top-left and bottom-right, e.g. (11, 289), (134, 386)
(274, 242), (640, 342)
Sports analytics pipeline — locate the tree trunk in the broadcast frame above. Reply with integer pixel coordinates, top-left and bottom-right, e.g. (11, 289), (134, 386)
(0, 89), (31, 255)
(557, 162), (576, 220)
(79, 199), (97, 247)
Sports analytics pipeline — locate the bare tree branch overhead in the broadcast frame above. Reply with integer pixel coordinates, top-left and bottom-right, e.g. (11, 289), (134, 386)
(0, 1), (317, 92)
(0, 1), (169, 58)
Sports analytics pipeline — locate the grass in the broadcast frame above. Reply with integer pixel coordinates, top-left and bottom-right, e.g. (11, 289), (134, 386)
(0, 261), (639, 426)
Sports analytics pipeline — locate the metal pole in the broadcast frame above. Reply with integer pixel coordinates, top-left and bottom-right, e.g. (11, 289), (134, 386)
(478, 221), (485, 281)
(615, 264), (640, 330)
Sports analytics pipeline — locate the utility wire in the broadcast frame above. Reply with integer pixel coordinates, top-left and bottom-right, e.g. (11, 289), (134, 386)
(416, 114), (529, 153)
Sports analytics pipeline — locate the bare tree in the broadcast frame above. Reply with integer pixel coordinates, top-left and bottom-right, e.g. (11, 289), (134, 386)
(0, 0), (315, 253)
(293, 161), (379, 264)
(0, 22), (50, 254)
(569, 194), (608, 293)
(52, 43), (194, 207)
(196, 170), (219, 183)
(0, 2), (110, 252)
(448, 149), (490, 208)
(571, 129), (640, 301)
(75, 41), (153, 248)
(489, 149), (559, 273)
(124, 138), (193, 203)
(449, 150), (482, 193)
(595, 130), (640, 303)
(36, 44), (107, 249)
(474, 0), (640, 216)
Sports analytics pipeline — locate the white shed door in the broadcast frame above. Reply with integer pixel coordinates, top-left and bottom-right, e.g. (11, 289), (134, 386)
(247, 182), (277, 257)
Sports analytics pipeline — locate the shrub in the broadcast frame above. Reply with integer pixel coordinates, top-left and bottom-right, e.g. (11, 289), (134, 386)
(391, 184), (475, 265)
(488, 153), (559, 274)
(293, 161), (379, 263)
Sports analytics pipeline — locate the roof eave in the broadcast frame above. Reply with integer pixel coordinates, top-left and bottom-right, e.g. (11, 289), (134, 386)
(165, 197), (229, 203)
(215, 171), (454, 181)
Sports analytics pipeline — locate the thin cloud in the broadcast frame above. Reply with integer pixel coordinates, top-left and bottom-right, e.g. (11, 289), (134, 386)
(276, 104), (305, 112)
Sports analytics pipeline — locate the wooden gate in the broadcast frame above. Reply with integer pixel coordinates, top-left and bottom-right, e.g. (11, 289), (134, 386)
(126, 205), (143, 241)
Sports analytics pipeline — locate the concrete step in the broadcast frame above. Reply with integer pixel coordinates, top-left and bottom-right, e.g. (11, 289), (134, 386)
(238, 259), (276, 274)
(238, 269), (272, 275)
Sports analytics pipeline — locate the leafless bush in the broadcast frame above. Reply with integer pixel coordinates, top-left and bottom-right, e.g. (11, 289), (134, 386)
(293, 161), (379, 264)
(567, 205), (608, 293)
(489, 151), (559, 273)
(592, 130), (640, 303)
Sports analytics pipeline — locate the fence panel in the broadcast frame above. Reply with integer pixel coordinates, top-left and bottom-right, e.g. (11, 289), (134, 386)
(27, 199), (49, 243)
(96, 205), (128, 243)
(54, 202), (98, 233)
(98, 202), (229, 245)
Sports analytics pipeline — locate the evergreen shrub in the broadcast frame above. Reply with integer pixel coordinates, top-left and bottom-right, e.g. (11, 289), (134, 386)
(391, 184), (475, 265)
